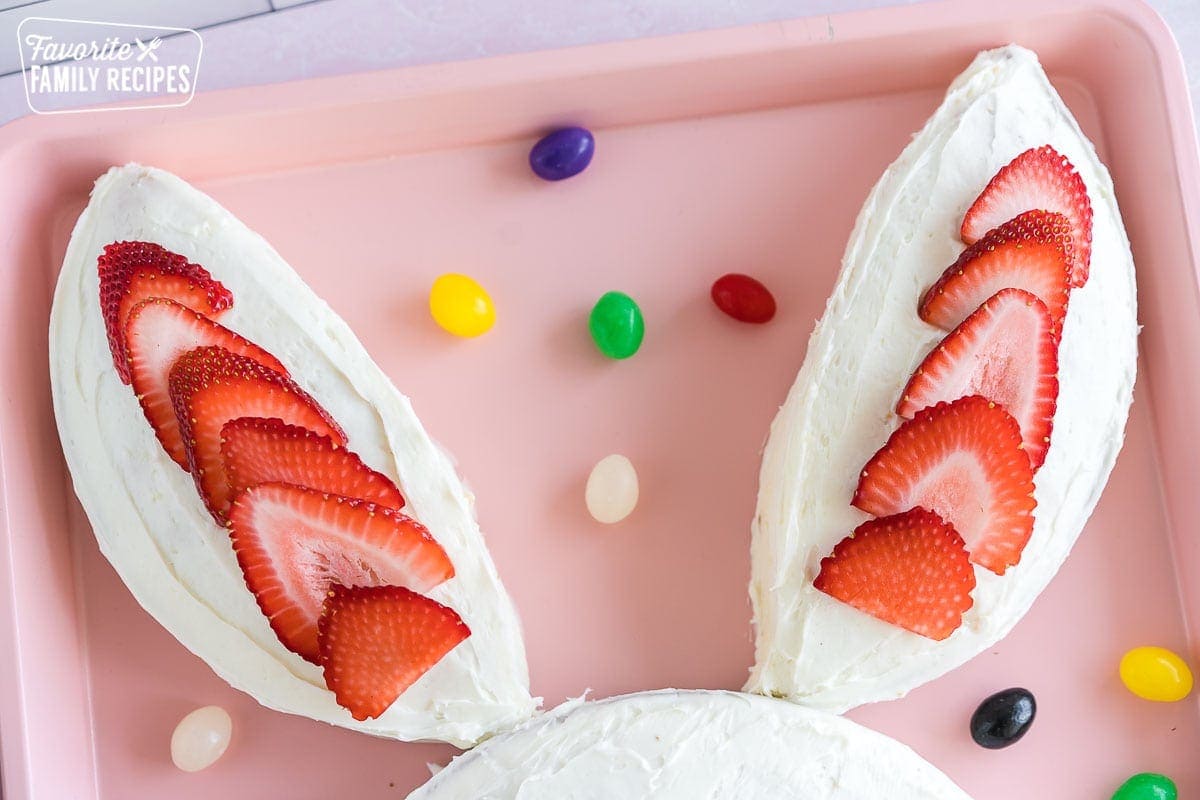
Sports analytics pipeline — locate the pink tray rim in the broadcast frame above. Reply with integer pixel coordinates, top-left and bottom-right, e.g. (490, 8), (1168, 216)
(2, 0), (1199, 796)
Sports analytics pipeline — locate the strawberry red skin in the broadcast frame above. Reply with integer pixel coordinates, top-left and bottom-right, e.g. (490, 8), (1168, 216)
(898, 288), (1059, 469)
(99, 241), (234, 383)
(318, 583), (470, 721)
(854, 395), (1036, 575)
(814, 508), (975, 641)
(169, 346), (345, 522)
(920, 210), (1073, 332)
(221, 417), (405, 508)
(228, 482), (454, 663)
(126, 298), (287, 470)
(961, 145), (1093, 287)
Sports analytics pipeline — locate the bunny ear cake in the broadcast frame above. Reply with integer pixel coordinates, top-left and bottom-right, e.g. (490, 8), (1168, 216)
(747, 45), (1137, 711)
(49, 164), (535, 746)
(408, 690), (973, 799)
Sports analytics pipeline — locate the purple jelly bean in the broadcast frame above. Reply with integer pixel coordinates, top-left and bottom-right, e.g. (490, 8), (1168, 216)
(529, 127), (594, 181)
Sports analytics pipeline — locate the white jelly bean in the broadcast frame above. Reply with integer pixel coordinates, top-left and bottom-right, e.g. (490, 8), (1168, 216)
(171, 705), (232, 772)
(586, 454), (639, 524)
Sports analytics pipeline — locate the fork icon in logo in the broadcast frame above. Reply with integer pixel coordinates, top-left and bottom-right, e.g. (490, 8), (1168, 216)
(134, 37), (161, 62)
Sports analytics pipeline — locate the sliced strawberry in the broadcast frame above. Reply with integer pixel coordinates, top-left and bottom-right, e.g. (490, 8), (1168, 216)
(221, 417), (405, 509)
(920, 210), (1073, 332)
(898, 289), (1059, 469)
(961, 145), (1093, 287)
(228, 482), (455, 663)
(318, 583), (469, 720)
(99, 241), (234, 384)
(814, 508), (975, 640)
(853, 395), (1036, 575)
(126, 299), (287, 470)
(169, 346), (344, 522)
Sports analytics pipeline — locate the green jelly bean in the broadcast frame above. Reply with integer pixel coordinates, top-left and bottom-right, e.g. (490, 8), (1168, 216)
(589, 291), (644, 359)
(1112, 773), (1177, 800)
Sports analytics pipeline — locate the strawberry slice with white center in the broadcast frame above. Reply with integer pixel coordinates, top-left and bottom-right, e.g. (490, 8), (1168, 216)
(126, 298), (287, 470)
(99, 241), (234, 384)
(961, 145), (1093, 287)
(318, 583), (470, 720)
(898, 288), (1059, 469)
(853, 395), (1036, 575)
(919, 210), (1073, 332)
(169, 346), (344, 522)
(229, 483), (455, 664)
(814, 508), (975, 641)
(221, 417), (405, 509)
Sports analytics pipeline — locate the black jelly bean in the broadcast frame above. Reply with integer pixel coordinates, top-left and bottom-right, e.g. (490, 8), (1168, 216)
(970, 687), (1036, 749)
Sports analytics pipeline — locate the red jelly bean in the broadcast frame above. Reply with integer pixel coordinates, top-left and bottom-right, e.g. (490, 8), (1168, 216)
(711, 273), (776, 323)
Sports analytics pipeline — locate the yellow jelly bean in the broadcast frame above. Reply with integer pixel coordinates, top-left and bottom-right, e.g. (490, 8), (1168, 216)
(429, 273), (495, 337)
(1120, 646), (1193, 702)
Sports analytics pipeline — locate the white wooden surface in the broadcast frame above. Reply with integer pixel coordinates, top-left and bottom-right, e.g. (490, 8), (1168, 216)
(0, 0), (1194, 126)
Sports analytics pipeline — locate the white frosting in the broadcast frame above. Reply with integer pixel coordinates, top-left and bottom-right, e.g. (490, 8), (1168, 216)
(746, 46), (1138, 711)
(49, 165), (537, 746)
(408, 690), (972, 799)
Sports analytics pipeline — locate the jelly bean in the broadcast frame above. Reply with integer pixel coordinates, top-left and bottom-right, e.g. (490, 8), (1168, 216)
(1120, 646), (1193, 702)
(171, 705), (232, 772)
(969, 687), (1035, 749)
(529, 127), (595, 181)
(589, 291), (644, 359)
(429, 273), (495, 338)
(1112, 773), (1177, 800)
(711, 273), (777, 323)
(585, 454), (639, 524)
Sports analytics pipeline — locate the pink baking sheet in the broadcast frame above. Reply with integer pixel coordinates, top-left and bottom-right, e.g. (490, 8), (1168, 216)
(2, 0), (1199, 797)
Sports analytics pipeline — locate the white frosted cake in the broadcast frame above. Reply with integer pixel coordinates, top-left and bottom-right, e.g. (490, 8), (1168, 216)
(410, 690), (972, 799)
(50, 165), (536, 746)
(747, 45), (1137, 711)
